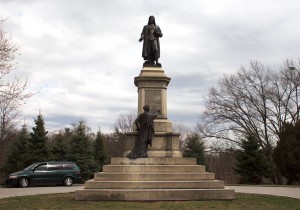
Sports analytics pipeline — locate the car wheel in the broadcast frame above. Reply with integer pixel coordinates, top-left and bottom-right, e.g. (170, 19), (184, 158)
(18, 177), (29, 188)
(63, 177), (73, 186)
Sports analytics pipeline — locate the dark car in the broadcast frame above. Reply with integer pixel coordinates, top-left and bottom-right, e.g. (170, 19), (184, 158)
(4, 161), (82, 187)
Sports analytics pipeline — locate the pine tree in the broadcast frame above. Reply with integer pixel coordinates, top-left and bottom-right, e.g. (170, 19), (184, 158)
(67, 121), (97, 180)
(27, 113), (49, 163)
(182, 132), (207, 166)
(1, 125), (30, 174)
(274, 121), (300, 184)
(50, 132), (68, 161)
(93, 130), (107, 171)
(234, 136), (270, 184)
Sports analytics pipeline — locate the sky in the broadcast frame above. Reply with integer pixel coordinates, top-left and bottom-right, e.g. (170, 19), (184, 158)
(2, 0), (300, 133)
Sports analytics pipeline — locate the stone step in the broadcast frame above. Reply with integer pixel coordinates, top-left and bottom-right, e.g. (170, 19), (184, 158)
(94, 172), (215, 181)
(111, 157), (197, 165)
(103, 165), (205, 173)
(75, 188), (235, 201)
(84, 180), (224, 189)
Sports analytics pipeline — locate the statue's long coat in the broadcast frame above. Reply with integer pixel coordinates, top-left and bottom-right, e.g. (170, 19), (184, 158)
(141, 24), (162, 60)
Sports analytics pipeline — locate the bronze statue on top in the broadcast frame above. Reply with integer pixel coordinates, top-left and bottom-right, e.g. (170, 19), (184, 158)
(139, 16), (163, 67)
(127, 104), (159, 159)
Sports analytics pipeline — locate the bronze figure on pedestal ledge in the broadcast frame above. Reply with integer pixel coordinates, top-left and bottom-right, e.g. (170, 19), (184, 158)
(127, 104), (159, 159)
(139, 16), (163, 67)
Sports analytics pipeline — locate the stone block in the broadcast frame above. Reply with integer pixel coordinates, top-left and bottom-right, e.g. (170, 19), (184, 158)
(75, 189), (235, 201)
(111, 157), (196, 165)
(94, 172), (216, 181)
(84, 180), (225, 189)
(103, 165), (205, 173)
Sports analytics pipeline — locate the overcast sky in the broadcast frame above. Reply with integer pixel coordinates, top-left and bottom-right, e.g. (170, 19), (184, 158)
(2, 0), (300, 133)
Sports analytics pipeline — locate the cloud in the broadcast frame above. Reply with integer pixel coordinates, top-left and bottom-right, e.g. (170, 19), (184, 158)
(2, 0), (300, 133)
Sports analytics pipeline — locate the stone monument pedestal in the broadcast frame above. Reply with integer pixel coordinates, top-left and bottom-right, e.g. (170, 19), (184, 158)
(123, 66), (182, 158)
(75, 66), (235, 201)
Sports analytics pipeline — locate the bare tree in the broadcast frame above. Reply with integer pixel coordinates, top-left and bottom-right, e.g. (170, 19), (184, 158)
(172, 121), (190, 152)
(197, 60), (300, 183)
(0, 20), (33, 143)
(103, 130), (126, 159)
(114, 112), (136, 133)
(278, 60), (300, 124)
(102, 113), (137, 159)
(206, 149), (241, 184)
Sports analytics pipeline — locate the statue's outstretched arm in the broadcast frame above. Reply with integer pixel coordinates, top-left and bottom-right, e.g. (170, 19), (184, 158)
(154, 109), (160, 117)
(139, 29), (144, 42)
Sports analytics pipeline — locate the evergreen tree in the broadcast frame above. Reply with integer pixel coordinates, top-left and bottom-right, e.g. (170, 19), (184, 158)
(1, 125), (30, 174)
(234, 136), (270, 184)
(182, 132), (207, 166)
(105, 128), (126, 159)
(67, 121), (97, 180)
(93, 129), (107, 171)
(50, 132), (68, 161)
(274, 121), (300, 184)
(27, 113), (49, 163)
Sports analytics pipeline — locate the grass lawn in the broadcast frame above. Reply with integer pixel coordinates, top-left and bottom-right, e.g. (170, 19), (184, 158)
(0, 193), (300, 210)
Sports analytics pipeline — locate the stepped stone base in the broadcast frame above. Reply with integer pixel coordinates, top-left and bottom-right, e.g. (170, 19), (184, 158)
(75, 158), (235, 201)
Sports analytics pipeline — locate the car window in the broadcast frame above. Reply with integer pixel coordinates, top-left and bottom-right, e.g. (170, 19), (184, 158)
(24, 163), (38, 170)
(48, 164), (63, 171)
(64, 164), (75, 170)
(35, 165), (47, 171)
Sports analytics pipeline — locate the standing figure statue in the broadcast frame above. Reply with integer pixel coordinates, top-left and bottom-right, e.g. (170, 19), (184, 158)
(139, 16), (163, 67)
(127, 104), (159, 159)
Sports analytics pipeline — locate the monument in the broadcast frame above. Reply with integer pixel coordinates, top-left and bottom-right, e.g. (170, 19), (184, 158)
(75, 16), (235, 201)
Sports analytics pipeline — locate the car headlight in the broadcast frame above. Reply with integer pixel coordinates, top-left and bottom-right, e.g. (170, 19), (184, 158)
(9, 175), (18, 179)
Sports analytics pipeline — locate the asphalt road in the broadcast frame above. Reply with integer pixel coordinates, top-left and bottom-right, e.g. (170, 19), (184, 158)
(0, 185), (300, 200)
(0, 185), (84, 199)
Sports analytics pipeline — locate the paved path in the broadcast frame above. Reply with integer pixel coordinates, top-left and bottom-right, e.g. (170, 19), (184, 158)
(0, 185), (84, 199)
(226, 185), (300, 199)
(1, 185), (300, 199)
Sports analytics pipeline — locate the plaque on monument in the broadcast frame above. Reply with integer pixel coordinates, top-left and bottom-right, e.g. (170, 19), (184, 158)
(145, 90), (162, 114)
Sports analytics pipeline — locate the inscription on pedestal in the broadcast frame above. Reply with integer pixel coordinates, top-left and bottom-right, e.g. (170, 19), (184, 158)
(145, 90), (162, 113)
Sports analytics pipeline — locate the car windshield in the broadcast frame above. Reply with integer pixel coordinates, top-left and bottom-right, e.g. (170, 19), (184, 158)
(23, 163), (39, 171)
